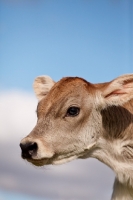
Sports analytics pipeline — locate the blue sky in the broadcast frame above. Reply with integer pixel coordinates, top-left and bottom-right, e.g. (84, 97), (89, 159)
(0, 0), (133, 92)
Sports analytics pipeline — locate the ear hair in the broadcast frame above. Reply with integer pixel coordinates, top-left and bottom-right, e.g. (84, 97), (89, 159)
(33, 75), (55, 101)
(96, 74), (133, 109)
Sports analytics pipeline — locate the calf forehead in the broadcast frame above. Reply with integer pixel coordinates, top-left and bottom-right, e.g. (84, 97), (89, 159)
(52, 77), (88, 95)
(37, 77), (94, 116)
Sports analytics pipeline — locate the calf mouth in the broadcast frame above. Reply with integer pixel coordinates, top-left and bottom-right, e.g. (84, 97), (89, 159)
(24, 157), (54, 166)
(22, 150), (86, 166)
(23, 153), (77, 166)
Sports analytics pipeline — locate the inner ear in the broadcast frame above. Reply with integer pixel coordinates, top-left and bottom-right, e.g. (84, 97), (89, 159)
(104, 89), (127, 98)
(33, 75), (55, 101)
(101, 74), (133, 107)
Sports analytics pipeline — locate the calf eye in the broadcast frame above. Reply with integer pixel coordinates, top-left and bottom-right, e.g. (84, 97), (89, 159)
(66, 107), (80, 117)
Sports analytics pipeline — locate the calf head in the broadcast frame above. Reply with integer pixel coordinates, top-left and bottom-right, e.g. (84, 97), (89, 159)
(20, 74), (133, 167)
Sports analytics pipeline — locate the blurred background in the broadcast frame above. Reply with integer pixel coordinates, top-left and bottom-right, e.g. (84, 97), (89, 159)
(0, 0), (133, 200)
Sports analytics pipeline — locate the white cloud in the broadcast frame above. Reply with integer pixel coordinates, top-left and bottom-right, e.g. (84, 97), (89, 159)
(0, 90), (37, 142)
(0, 90), (115, 200)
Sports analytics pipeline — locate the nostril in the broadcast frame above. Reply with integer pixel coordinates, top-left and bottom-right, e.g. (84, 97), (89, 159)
(28, 142), (37, 155)
(20, 142), (38, 159)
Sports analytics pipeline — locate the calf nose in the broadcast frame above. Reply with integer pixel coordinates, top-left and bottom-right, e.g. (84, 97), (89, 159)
(20, 142), (38, 159)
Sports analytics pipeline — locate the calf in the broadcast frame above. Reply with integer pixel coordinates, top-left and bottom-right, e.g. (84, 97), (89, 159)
(20, 74), (133, 200)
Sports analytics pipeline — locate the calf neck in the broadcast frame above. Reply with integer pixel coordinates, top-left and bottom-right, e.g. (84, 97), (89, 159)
(20, 74), (133, 200)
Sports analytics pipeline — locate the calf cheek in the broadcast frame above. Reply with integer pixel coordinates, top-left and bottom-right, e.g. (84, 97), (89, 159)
(51, 127), (81, 154)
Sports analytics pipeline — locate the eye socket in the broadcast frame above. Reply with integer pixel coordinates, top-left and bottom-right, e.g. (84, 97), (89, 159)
(66, 106), (80, 117)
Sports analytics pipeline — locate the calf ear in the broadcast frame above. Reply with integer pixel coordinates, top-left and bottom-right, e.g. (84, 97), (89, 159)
(100, 74), (133, 108)
(33, 75), (55, 100)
